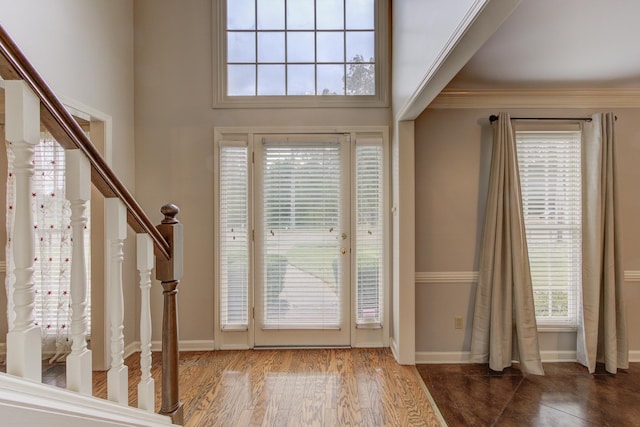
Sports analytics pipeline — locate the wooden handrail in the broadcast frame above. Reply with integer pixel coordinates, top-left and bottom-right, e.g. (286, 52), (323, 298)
(0, 24), (170, 260)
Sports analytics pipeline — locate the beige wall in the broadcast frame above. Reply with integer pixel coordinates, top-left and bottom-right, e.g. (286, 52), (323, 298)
(415, 106), (640, 357)
(0, 0), (137, 365)
(133, 0), (392, 344)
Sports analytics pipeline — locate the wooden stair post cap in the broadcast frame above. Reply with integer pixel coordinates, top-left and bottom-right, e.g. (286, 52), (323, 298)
(161, 204), (180, 224)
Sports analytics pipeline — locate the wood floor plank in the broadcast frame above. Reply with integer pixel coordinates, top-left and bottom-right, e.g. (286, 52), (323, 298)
(30, 348), (443, 427)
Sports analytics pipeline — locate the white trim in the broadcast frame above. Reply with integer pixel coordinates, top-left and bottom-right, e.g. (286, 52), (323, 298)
(395, 0), (487, 120)
(123, 342), (139, 360)
(218, 344), (252, 351)
(415, 271), (478, 284)
(415, 351), (472, 364)
(411, 366), (448, 427)
(625, 271), (640, 282)
(429, 88), (640, 109)
(150, 340), (216, 352)
(395, 0), (520, 121)
(415, 350), (578, 364)
(212, 0), (390, 109)
(415, 270), (640, 283)
(0, 374), (171, 426)
(60, 96), (113, 165)
(629, 351), (640, 362)
(215, 125), (390, 136)
(214, 126), (390, 350)
(389, 337), (400, 362)
(539, 350), (578, 363)
(0, 340), (216, 357)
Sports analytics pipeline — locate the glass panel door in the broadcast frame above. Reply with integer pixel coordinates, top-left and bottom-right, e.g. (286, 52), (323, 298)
(254, 134), (350, 346)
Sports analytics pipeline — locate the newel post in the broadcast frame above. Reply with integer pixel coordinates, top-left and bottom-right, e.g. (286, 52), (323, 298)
(156, 204), (183, 424)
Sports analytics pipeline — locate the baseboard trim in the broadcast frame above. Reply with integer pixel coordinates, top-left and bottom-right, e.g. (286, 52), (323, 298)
(389, 337), (399, 363)
(150, 340), (215, 352)
(415, 351), (472, 364)
(124, 341), (139, 360)
(416, 350), (579, 364)
(629, 351), (640, 362)
(540, 350), (577, 363)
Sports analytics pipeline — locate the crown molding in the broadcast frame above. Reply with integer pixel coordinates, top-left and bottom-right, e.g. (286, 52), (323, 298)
(429, 88), (640, 109)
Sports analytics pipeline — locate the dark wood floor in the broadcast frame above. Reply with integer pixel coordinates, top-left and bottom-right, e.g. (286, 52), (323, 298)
(417, 362), (640, 426)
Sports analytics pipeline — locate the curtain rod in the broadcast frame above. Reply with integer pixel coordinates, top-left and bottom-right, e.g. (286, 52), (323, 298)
(488, 115), (594, 123)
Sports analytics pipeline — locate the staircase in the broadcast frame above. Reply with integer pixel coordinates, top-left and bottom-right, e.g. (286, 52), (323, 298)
(0, 25), (183, 426)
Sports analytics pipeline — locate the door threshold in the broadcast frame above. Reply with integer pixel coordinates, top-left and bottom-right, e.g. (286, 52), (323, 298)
(253, 345), (351, 350)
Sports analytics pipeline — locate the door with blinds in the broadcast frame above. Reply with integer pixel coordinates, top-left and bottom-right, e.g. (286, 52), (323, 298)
(254, 135), (351, 346)
(216, 129), (387, 349)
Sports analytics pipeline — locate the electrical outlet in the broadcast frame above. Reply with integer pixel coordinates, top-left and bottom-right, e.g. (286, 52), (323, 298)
(455, 316), (463, 329)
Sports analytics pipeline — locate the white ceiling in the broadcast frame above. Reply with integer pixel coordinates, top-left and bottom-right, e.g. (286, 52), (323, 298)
(447, 0), (640, 89)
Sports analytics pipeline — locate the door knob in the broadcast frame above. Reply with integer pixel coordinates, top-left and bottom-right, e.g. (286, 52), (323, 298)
(341, 247), (347, 255)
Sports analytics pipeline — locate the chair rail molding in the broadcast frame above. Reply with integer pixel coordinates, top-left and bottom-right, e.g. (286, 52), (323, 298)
(416, 270), (640, 284)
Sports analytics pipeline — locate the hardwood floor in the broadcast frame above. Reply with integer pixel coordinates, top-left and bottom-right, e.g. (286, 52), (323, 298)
(417, 362), (640, 426)
(20, 348), (443, 426)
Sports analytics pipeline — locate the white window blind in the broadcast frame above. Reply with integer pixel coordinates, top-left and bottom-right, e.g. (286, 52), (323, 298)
(516, 130), (581, 326)
(219, 142), (250, 330)
(262, 140), (341, 328)
(355, 140), (383, 327)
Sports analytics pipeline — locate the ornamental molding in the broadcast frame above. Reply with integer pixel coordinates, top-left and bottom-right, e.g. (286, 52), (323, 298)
(415, 270), (640, 284)
(429, 88), (640, 109)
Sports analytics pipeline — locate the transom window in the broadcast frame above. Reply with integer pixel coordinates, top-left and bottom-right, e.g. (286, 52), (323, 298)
(516, 128), (582, 327)
(213, 0), (389, 108)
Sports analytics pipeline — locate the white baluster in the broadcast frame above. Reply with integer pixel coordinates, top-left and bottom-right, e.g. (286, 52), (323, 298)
(106, 198), (128, 405)
(5, 80), (41, 381)
(65, 149), (92, 394)
(137, 233), (155, 412)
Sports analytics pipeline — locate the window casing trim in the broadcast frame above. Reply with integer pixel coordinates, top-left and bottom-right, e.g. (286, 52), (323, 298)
(213, 125), (390, 349)
(212, 0), (390, 109)
(515, 126), (582, 329)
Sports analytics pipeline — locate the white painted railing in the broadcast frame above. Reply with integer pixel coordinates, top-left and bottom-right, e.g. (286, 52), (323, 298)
(3, 80), (169, 423)
(1, 23), (183, 425)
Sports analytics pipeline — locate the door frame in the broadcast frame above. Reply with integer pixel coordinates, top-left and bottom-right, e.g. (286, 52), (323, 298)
(213, 126), (390, 350)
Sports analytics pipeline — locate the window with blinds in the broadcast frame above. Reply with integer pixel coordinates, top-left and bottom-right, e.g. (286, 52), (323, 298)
(355, 141), (383, 327)
(219, 142), (250, 330)
(516, 129), (581, 326)
(262, 140), (342, 329)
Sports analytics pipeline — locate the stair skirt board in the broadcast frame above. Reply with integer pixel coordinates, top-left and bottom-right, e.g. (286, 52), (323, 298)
(0, 373), (172, 427)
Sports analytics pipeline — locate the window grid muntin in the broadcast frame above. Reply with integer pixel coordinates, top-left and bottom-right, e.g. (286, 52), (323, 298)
(225, 0), (376, 97)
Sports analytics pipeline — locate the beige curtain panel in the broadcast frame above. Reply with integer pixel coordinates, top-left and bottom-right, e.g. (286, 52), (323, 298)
(470, 112), (544, 375)
(577, 112), (628, 374)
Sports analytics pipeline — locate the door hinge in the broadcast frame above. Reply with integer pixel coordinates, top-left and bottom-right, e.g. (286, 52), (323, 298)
(252, 307), (255, 319)
(252, 151), (254, 163)
(252, 229), (255, 241)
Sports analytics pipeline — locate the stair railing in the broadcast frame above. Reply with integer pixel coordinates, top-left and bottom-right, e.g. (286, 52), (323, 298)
(0, 24), (183, 424)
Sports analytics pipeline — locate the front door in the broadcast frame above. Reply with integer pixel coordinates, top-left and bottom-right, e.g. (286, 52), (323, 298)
(253, 134), (351, 346)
